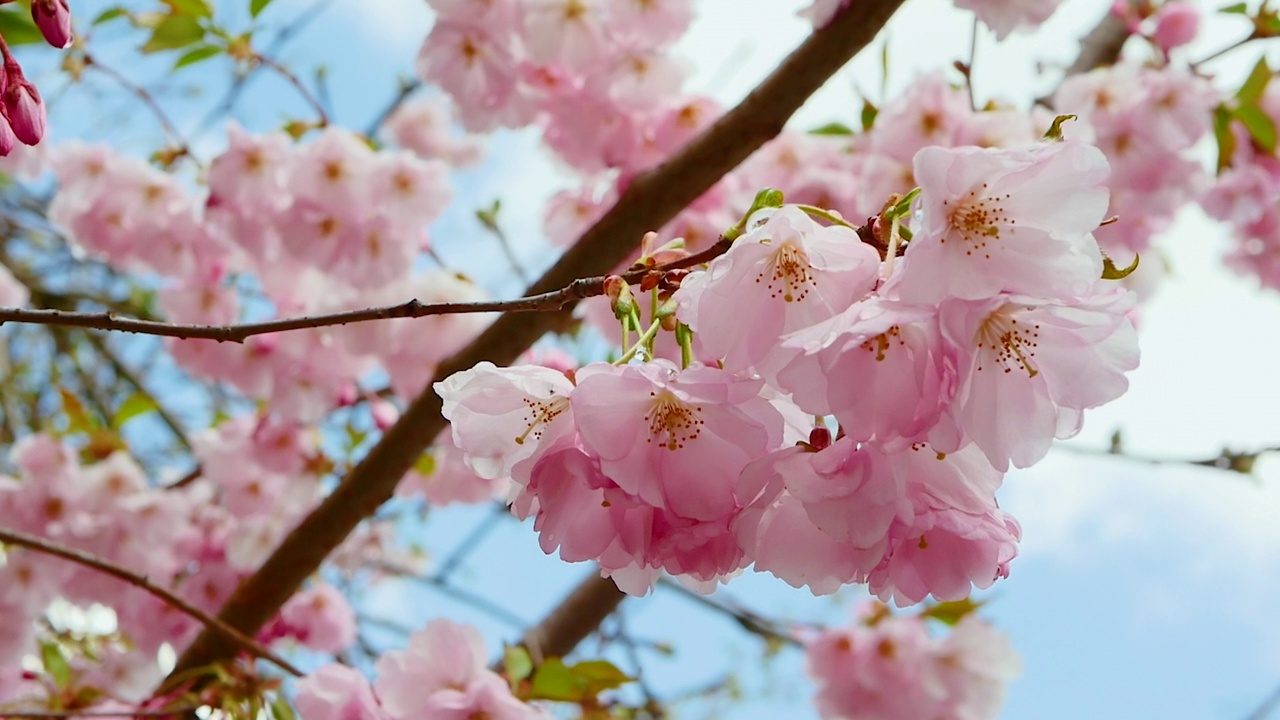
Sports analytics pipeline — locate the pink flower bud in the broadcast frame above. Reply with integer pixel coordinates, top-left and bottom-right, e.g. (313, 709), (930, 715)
(1153, 2), (1199, 53)
(2, 69), (45, 146)
(31, 0), (72, 49)
(370, 398), (400, 431)
(0, 113), (16, 156)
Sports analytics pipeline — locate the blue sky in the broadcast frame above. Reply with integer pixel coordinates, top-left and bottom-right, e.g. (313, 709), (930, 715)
(16, 0), (1280, 717)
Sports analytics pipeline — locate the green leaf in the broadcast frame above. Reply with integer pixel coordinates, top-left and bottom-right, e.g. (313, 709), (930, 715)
(1042, 114), (1078, 142)
(503, 646), (534, 689)
(1215, 104), (1238, 173)
(1219, 2), (1249, 13)
(250, 0), (275, 18)
(40, 641), (72, 690)
(568, 660), (633, 694)
(529, 659), (585, 702)
(809, 122), (853, 136)
(92, 7), (131, 25)
(268, 693), (296, 720)
(141, 14), (206, 53)
(0, 7), (45, 45)
(163, 0), (213, 18)
(1234, 103), (1278, 153)
(173, 44), (222, 69)
(891, 187), (921, 218)
(1238, 58), (1272, 104)
(58, 387), (99, 435)
(920, 597), (985, 626)
(1101, 252), (1140, 280)
(112, 392), (158, 429)
(528, 658), (633, 702)
(860, 99), (878, 131)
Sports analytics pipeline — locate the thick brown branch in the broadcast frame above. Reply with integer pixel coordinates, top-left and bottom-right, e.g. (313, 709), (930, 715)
(0, 527), (302, 678)
(519, 574), (627, 665)
(169, 0), (905, 678)
(0, 241), (730, 343)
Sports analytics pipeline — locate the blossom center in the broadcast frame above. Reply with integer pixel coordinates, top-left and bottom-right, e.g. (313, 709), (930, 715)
(974, 305), (1040, 378)
(644, 390), (704, 451)
(942, 182), (1011, 259)
(756, 242), (814, 303)
(514, 396), (570, 445)
(859, 325), (904, 362)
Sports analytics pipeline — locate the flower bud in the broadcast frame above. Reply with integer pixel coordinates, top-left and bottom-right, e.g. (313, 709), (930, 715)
(1153, 2), (1199, 53)
(31, 0), (73, 49)
(0, 114), (16, 156)
(2, 67), (45, 146)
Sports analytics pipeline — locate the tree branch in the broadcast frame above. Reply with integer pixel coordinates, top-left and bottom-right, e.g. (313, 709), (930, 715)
(0, 527), (302, 678)
(0, 239), (731, 342)
(169, 0), (906, 678)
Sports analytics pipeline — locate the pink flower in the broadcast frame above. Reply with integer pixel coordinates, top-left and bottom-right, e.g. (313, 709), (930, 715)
(954, 0), (1065, 40)
(417, 18), (524, 132)
(1152, 2), (1200, 54)
(520, 440), (748, 592)
(277, 582), (356, 654)
(870, 505), (1021, 606)
(806, 613), (948, 720)
(938, 288), (1140, 470)
(603, 0), (694, 46)
(893, 143), (1111, 304)
(435, 361), (576, 483)
(375, 619), (543, 720)
(296, 664), (386, 720)
(806, 608), (1019, 720)
(777, 297), (952, 445)
(523, 0), (611, 74)
(570, 361), (784, 521)
(673, 205), (880, 380)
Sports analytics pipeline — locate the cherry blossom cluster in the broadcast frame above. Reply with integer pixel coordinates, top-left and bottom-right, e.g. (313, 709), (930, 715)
(1055, 61), (1218, 261)
(1201, 76), (1280, 291)
(805, 604), (1020, 720)
(296, 619), (547, 720)
(0, 418), (371, 710)
(418, 0), (719, 176)
(439, 140), (1140, 602)
(44, 115), (490, 420)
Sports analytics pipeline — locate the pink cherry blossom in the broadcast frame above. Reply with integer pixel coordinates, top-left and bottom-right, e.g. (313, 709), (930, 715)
(938, 288), (1139, 470)
(954, 0), (1065, 40)
(275, 582), (357, 654)
(570, 361), (784, 521)
(296, 664), (386, 720)
(806, 607), (1019, 720)
(893, 142), (1111, 304)
(778, 297), (953, 445)
(375, 619), (541, 719)
(435, 361), (577, 483)
(673, 205), (880, 380)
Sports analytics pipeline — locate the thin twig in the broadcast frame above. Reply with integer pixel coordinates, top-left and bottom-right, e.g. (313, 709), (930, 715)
(83, 56), (191, 159)
(254, 54), (329, 127)
(0, 527), (302, 677)
(1053, 442), (1279, 475)
(0, 706), (201, 718)
(365, 79), (421, 137)
(0, 240), (733, 343)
